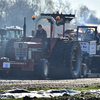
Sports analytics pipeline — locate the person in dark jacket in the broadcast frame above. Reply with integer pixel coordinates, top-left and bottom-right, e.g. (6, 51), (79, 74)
(35, 24), (48, 52)
(35, 24), (47, 42)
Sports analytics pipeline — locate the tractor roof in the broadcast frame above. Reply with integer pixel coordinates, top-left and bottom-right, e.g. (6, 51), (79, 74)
(41, 12), (75, 25)
(5, 26), (23, 31)
(32, 12), (75, 37)
(1, 26), (23, 31)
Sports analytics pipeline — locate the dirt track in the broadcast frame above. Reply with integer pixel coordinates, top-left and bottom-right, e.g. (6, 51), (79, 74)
(0, 78), (100, 90)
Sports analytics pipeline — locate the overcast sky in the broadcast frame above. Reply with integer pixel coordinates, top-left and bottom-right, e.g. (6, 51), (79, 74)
(54, 0), (100, 18)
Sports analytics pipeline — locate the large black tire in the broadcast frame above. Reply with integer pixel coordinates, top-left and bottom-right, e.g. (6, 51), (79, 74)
(5, 38), (18, 61)
(37, 59), (49, 80)
(50, 40), (66, 68)
(65, 41), (81, 78)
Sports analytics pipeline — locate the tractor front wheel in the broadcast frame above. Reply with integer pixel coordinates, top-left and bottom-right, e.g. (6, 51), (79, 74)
(37, 59), (49, 80)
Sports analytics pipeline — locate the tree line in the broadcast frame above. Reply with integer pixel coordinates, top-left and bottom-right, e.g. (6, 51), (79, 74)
(0, 0), (100, 35)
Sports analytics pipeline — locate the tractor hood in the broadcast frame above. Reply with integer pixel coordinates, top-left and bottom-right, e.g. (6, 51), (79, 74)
(14, 42), (43, 48)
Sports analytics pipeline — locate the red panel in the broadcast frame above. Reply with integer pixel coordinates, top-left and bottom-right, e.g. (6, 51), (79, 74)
(28, 43), (43, 48)
(49, 38), (57, 56)
(30, 38), (42, 42)
(0, 60), (35, 71)
(22, 59), (34, 71)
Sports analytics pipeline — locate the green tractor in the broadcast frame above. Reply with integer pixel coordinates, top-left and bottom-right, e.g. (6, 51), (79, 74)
(0, 25), (23, 60)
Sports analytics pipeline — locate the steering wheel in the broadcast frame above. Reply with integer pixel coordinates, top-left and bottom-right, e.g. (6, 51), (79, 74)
(65, 35), (72, 40)
(85, 29), (94, 34)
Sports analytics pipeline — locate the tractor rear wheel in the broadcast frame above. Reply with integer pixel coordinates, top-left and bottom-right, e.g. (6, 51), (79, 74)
(5, 38), (18, 61)
(50, 40), (66, 68)
(65, 41), (81, 78)
(37, 59), (49, 80)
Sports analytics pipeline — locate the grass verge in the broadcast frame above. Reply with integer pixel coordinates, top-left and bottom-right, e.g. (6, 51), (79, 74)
(27, 85), (100, 91)
(0, 85), (100, 100)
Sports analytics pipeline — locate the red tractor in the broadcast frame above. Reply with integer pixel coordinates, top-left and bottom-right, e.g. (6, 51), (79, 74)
(0, 12), (81, 79)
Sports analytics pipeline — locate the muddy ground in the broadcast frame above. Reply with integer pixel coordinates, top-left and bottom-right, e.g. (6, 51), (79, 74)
(0, 78), (100, 90)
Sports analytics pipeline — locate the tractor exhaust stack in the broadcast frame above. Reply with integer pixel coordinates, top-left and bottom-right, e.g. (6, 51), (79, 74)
(23, 17), (26, 41)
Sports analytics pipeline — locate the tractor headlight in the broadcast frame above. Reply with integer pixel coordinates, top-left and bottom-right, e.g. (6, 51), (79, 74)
(16, 56), (19, 60)
(23, 57), (27, 60)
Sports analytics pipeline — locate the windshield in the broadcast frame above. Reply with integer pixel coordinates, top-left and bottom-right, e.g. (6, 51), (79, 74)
(3, 30), (23, 40)
(77, 28), (95, 41)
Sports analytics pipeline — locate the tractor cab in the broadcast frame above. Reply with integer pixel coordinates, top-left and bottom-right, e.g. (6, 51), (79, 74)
(76, 26), (98, 55)
(32, 12), (75, 38)
(0, 25), (23, 58)
(0, 25), (23, 40)
(77, 26), (98, 41)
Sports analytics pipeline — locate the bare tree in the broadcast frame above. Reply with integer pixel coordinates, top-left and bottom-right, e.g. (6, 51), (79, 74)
(33, 0), (54, 15)
(0, 0), (10, 27)
(44, 0), (54, 13)
(76, 5), (100, 25)
(1, 0), (100, 36)
(0, 0), (54, 34)
(53, 0), (72, 14)
(5, 0), (37, 34)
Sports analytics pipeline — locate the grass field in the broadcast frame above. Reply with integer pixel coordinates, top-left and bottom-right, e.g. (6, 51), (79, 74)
(0, 85), (100, 100)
